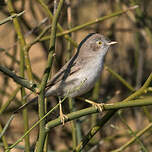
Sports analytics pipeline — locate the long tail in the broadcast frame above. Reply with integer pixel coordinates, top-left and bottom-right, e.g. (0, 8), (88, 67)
(13, 96), (38, 114)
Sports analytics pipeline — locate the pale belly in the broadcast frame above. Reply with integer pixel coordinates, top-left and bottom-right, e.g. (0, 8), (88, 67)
(60, 58), (103, 97)
(45, 57), (104, 98)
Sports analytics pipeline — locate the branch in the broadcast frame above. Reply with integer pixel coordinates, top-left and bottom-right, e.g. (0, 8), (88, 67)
(112, 122), (152, 152)
(6, 97), (152, 151)
(0, 11), (25, 25)
(0, 65), (38, 93)
(74, 73), (152, 152)
(45, 97), (152, 130)
(35, 0), (65, 151)
(40, 5), (138, 42)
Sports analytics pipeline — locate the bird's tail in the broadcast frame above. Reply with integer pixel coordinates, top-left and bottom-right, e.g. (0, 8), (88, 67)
(13, 96), (38, 114)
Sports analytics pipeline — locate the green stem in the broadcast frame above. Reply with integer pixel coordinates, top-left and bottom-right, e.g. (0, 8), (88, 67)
(123, 73), (152, 102)
(105, 65), (134, 91)
(66, 1), (78, 148)
(7, 96), (66, 151)
(0, 65), (38, 92)
(0, 122), (8, 150)
(37, 0), (77, 47)
(40, 5), (138, 43)
(57, 5), (138, 36)
(0, 87), (21, 114)
(46, 97), (152, 130)
(7, 1), (30, 151)
(25, 25), (51, 52)
(68, 98), (77, 149)
(6, 96), (152, 151)
(91, 80), (100, 127)
(74, 73), (152, 152)
(118, 113), (148, 152)
(0, 11), (25, 25)
(0, 49), (40, 82)
(35, 0), (64, 151)
(112, 122), (152, 152)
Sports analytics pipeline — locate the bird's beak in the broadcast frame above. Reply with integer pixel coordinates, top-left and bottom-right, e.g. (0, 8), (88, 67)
(107, 41), (118, 45)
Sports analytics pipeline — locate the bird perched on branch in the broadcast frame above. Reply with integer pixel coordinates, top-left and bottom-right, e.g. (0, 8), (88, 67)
(14, 33), (117, 124)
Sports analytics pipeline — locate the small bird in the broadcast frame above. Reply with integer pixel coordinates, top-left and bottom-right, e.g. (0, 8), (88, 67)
(14, 33), (117, 124)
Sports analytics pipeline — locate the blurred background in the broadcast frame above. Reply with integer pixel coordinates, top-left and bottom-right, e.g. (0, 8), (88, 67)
(0, 0), (152, 151)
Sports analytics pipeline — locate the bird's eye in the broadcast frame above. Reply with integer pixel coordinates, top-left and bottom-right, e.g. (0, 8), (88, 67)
(96, 41), (102, 45)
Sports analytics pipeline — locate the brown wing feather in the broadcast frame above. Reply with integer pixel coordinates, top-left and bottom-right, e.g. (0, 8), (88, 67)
(46, 55), (82, 88)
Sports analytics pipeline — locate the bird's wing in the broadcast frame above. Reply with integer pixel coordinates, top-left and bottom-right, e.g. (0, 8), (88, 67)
(46, 56), (82, 88)
(13, 55), (84, 113)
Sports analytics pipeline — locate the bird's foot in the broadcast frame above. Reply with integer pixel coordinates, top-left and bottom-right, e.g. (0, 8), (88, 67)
(83, 98), (104, 112)
(59, 110), (68, 125)
(59, 99), (68, 125)
(91, 102), (104, 112)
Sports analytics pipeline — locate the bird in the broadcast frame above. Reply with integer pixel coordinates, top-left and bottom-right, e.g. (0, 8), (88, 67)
(14, 33), (117, 124)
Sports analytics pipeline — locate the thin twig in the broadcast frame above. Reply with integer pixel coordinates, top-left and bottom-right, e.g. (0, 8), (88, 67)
(74, 73), (152, 152)
(112, 122), (152, 152)
(0, 65), (38, 93)
(0, 11), (25, 25)
(40, 5), (139, 43)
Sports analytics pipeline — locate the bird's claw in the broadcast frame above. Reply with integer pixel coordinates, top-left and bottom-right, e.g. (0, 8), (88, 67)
(59, 111), (68, 125)
(92, 103), (104, 112)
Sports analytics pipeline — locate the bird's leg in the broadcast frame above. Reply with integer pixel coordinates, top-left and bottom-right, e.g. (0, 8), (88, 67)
(84, 98), (104, 112)
(59, 98), (68, 125)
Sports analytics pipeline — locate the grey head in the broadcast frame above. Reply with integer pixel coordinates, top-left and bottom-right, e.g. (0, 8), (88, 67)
(78, 33), (117, 59)
(45, 33), (117, 90)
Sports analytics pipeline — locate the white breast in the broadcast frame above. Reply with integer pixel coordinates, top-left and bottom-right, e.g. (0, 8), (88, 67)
(69, 55), (104, 97)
